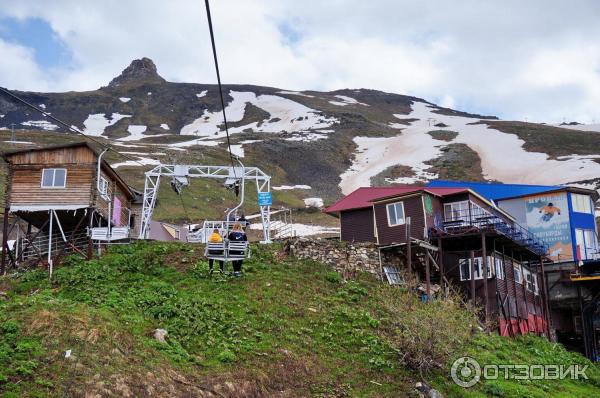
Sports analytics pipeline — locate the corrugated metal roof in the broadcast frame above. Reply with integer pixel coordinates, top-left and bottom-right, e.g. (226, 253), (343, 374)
(427, 180), (563, 201)
(325, 187), (422, 213)
(324, 186), (469, 213)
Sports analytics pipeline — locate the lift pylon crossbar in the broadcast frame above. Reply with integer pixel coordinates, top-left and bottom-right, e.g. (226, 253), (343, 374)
(139, 164), (271, 242)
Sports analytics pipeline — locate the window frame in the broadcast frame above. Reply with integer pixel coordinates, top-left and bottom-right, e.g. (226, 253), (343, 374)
(444, 200), (469, 222)
(513, 263), (523, 284)
(386, 201), (406, 227)
(523, 268), (533, 292)
(494, 255), (505, 280)
(572, 193), (592, 214)
(41, 168), (67, 189)
(532, 274), (539, 295)
(459, 256), (493, 281)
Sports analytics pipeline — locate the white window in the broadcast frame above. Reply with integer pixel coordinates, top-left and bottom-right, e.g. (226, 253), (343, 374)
(532, 274), (539, 295)
(523, 268), (533, 291)
(459, 256), (493, 281)
(576, 228), (599, 260)
(444, 201), (469, 222)
(41, 168), (67, 188)
(514, 263), (522, 284)
(572, 193), (592, 214)
(386, 201), (405, 226)
(494, 256), (505, 280)
(459, 258), (471, 281)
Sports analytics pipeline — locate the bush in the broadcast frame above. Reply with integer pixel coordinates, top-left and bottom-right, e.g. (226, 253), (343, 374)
(378, 287), (477, 375)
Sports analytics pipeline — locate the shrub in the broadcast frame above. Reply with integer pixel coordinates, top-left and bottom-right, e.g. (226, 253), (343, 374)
(378, 287), (477, 375)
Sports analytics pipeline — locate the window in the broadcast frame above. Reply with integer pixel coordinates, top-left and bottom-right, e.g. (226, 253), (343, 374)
(494, 256), (505, 280)
(459, 256), (493, 281)
(444, 201), (469, 222)
(532, 274), (539, 295)
(514, 264), (523, 284)
(575, 228), (599, 260)
(572, 193), (592, 214)
(41, 168), (67, 188)
(459, 258), (471, 281)
(523, 268), (533, 291)
(386, 201), (405, 226)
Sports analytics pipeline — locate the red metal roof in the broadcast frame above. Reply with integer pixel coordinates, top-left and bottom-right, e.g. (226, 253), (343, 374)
(324, 186), (469, 213)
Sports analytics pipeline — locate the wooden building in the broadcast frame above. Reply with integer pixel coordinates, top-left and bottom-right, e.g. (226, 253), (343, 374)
(325, 186), (552, 337)
(1, 142), (141, 273)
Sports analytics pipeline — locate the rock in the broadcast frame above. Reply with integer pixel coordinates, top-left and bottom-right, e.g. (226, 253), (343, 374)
(108, 57), (165, 87)
(415, 382), (444, 398)
(154, 328), (168, 343)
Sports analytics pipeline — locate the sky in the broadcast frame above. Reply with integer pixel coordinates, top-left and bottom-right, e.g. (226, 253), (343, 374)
(0, 0), (599, 123)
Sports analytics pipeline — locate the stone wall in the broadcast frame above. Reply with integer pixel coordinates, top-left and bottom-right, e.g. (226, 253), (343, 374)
(284, 238), (404, 279)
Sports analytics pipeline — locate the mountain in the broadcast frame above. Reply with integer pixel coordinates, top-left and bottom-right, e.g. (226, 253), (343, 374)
(0, 58), (599, 221)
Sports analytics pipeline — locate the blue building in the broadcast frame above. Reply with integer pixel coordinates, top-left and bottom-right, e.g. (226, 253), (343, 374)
(427, 180), (599, 265)
(428, 180), (600, 359)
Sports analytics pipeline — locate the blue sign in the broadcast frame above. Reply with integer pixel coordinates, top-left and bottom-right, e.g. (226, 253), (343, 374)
(258, 192), (273, 206)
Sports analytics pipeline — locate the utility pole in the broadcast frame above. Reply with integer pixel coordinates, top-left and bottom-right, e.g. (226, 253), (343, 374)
(10, 123), (15, 144)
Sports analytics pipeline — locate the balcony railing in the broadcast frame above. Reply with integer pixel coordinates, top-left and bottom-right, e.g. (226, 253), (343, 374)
(434, 206), (548, 256)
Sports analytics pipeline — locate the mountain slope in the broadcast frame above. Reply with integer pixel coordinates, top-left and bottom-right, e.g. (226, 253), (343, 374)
(0, 242), (598, 397)
(0, 58), (599, 220)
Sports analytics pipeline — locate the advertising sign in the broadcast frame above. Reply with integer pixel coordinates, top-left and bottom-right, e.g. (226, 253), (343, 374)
(524, 192), (572, 261)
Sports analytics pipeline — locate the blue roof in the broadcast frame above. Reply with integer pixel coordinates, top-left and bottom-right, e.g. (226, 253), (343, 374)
(426, 180), (563, 201)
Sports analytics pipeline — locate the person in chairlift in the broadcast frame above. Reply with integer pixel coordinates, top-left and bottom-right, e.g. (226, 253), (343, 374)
(228, 223), (247, 277)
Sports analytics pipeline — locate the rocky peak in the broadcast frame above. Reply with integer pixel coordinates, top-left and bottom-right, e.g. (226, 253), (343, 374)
(108, 57), (165, 87)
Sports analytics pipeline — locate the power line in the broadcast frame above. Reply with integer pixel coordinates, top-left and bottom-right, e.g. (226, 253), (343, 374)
(0, 86), (146, 166)
(204, 0), (237, 175)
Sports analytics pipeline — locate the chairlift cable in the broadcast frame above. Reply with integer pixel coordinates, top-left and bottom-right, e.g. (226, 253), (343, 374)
(0, 86), (146, 167)
(203, 0), (237, 178)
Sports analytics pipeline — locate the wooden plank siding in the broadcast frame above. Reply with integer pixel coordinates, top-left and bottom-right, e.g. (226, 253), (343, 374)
(8, 165), (94, 207)
(7, 146), (96, 165)
(373, 194), (426, 245)
(340, 208), (376, 243)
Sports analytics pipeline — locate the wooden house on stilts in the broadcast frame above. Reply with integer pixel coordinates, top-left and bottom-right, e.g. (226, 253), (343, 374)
(0, 142), (141, 274)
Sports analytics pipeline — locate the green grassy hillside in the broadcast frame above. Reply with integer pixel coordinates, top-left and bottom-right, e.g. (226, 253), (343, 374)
(0, 242), (598, 397)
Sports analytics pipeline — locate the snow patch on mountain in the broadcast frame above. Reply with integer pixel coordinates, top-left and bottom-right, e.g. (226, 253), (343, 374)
(277, 90), (315, 98)
(180, 91), (337, 139)
(119, 97), (131, 103)
(117, 125), (147, 141)
(39, 104), (46, 109)
(273, 185), (311, 191)
(112, 156), (161, 169)
(303, 197), (324, 208)
(160, 123), (169, 130)
(196, 91), (207, 98)
(340, 101), (600, 194)
(329, 95), (369, 107)
(83, 113), (131, 136)
(21, 120), (58, 131)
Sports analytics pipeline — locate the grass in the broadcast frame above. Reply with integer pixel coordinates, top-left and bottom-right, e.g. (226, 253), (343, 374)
(0, 242), (598, 397)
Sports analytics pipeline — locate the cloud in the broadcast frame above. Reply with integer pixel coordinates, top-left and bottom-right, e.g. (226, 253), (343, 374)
(0, 0), (599, 123)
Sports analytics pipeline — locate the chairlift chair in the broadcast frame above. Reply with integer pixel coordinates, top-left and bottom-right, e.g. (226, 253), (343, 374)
(204, 239), (250, 262)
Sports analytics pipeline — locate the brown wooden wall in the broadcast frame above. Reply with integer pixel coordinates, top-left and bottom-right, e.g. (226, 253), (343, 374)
(442, 248), (544, 323)
(7, 165), (94, 207)
(374, 194), (425, 245)
(340, 208), (376, 243)
(7, 146), (96, 165)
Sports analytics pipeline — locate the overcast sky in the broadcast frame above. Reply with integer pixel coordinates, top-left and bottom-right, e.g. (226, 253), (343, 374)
(0, 0), (599, 123)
